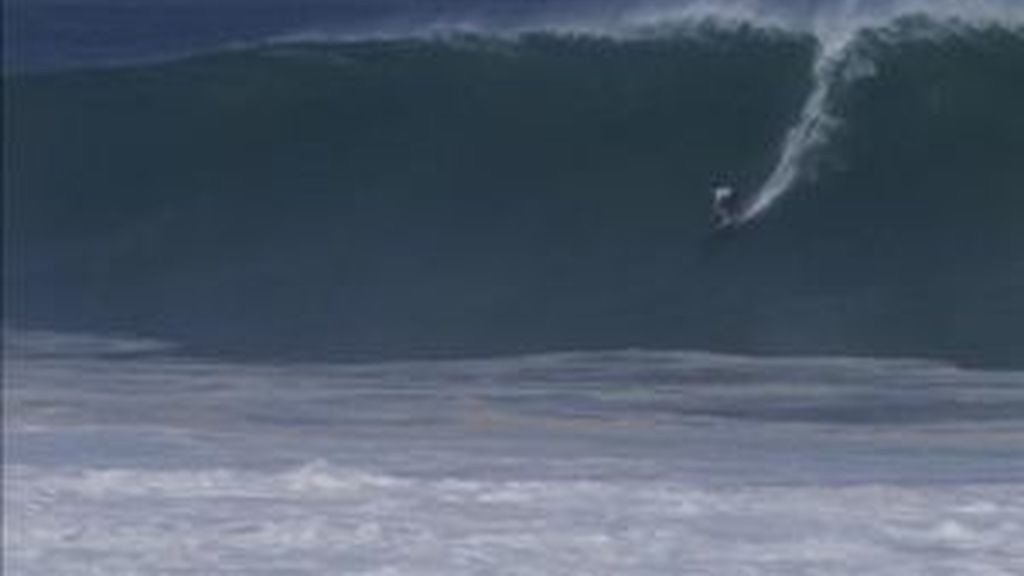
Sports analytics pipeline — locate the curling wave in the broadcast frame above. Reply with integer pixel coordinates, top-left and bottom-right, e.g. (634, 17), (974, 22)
(6, 17), (1024, 366)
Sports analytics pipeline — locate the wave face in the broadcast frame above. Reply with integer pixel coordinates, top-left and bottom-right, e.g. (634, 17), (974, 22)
(6, 20), (1024, 366)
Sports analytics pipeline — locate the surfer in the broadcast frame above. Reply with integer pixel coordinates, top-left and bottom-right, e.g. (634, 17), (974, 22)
(712, 185), (740, 230)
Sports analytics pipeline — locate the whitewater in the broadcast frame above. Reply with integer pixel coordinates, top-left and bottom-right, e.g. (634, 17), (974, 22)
(6, 331), (1024, 575)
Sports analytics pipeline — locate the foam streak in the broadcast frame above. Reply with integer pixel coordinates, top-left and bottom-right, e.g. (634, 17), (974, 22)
(739, 43), (846, 223)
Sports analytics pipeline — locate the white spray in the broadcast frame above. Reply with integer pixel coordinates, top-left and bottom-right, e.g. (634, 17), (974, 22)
(738, 52), (839, 221)
(735, 0), (1024, 224)
(737, 2), (865, 223)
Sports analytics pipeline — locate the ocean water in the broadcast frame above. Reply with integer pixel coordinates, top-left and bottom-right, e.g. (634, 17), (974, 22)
(7, 6), (1024, 366)
(6, 331), (1024, 575)
(5, 0), (1024, 573)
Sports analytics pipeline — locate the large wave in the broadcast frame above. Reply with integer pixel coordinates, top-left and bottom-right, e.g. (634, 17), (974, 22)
(6, 15), (1024, 366)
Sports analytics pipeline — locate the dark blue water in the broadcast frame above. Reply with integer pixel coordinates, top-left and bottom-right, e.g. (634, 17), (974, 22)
(5, 4), (1024, 367)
